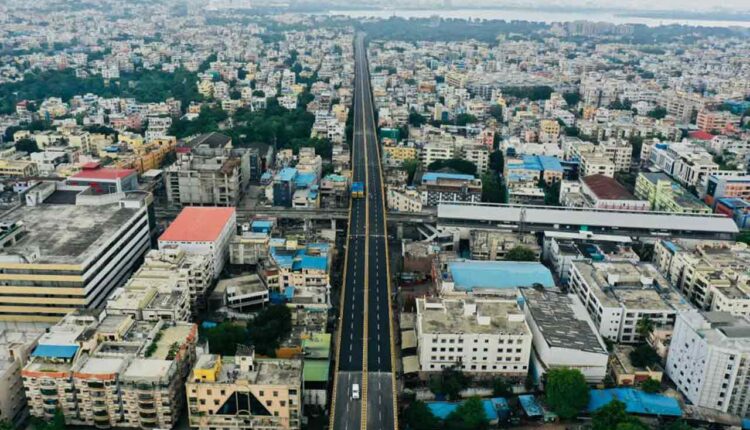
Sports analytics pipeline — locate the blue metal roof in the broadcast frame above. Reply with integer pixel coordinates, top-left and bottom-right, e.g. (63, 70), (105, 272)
(519, 395), (544, 417)
(295, 172), (317, 188)
(32, 345), (78, 359)
(275, 167), (297, 182)
(422, 172), (475, 184)
(296, 255), (328, 271)
(427, 398), (508, 421)
(448, 261), (554, 291)
(588, 388), (682, 417)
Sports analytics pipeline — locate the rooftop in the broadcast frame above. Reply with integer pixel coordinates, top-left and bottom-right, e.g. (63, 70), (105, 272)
(417, 298), (529, 336)
(422, 172), (475, 184)
(520, 288), (606, 355)
(0, 203), (141, 265)
(71, 167), (136, 181)
(583, 174), (638, 201)
(159, 207), (235, 243)
(446, 260), (554, 292)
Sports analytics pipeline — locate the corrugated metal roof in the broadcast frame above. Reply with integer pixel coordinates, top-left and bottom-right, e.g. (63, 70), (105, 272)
(32, 344), (78, 359)
(438, 204), (739, 234)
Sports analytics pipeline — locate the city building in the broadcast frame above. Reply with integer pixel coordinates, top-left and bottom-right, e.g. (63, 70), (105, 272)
(214, 274), (269, 312)
(186, 351), (302, 430)
(22, 311), (197, 429)
(667, 310), (750, 417)
(165, 133), (250, 206)
(0, 182), (151, 322)
(0, 328), (44, 426)
(420, 172), (482, 206)
(386, 186), (423, 213)
(469, 231), (541, 261)
(568, 260), (690, 343)
(504, 155), (563, 187)
(705, 175), (750, 208)
(66, 163), (138, 194)
(415, 297), (532, 376)
(715, 198), (750, 229)
(158, 206), (236, 279)
(273, 168), (297, 207)
(260, 240), (331, 308)
(433, 258), (555, 296)
(520, 288), (609, 383)
(635, 172), (711, 214)
(565, 174), (649, 211)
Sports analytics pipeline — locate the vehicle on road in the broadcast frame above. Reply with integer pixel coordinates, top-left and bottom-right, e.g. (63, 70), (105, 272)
(352, 383), (360, 400)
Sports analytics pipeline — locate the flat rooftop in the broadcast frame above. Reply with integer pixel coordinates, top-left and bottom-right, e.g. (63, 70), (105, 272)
(446, 260), (555, 291)
(417, 298), (528, 336)
(520, 288), (606, 355)
(0, 203), (141, 265)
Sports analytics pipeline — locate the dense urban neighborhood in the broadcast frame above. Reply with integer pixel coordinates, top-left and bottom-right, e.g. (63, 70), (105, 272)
(1, 1), (750, 429)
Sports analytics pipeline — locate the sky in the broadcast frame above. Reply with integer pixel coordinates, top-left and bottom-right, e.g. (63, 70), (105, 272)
(375, 0), (750, 12)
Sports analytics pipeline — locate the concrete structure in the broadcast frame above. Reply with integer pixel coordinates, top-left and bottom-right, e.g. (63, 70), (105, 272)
(469, 230), (540, 261)
(653, 240), (750, 315)
(165, 133), (250, 206)
(635, 172), (710, 214)
(420, 172), (482, 206)
(667, 310), (750, 417)
(67, 163), (138, 194)
(215, 274), (269, 311)
(187, 351), (302, 430)
(543, 232), (636, 284)
(158, 207), (236, 279)
(0, 327), (44, 426)
(260, 240), (331, 309)
(415, 298), (532, 376)
(705, 175), (750, 208)
(610, 345), (663, 387)
(504, 155), (563, 187)
(520, 288), (609, 383)
(386, 186), (423, 213)
(569, 260), (691, 343)
(22, 311), (197, 429)
(649, 142), (719, 188)
(577, 174), (649, 211)
(0, 182), (151, 322)
(230, 232), (270, 266)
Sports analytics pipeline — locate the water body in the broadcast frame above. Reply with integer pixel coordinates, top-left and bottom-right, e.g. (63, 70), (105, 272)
(327, 8), (750, 28)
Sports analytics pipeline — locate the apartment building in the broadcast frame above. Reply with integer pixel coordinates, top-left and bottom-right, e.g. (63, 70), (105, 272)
(420, 172), (482, 206)
(569, 260), (691, 343)
(459, 144), (490, 174)
(0, 182), (151, 322)
(186, 351), (302, 430)
(0, 328), (44, 426)
(230, 231), (271, 266)
(579, 152), (616, 178)
(165, 133), (250, 206)
(383, 143), (418, 165)
(0, 159), (39, 178)
(158, 207), (236, 280)
(420, 141), (455, 167)
(649, 142), (719, 188)
(635, 172), (710, 214)
(653, 240), (750, 316)
(415, 298), (532, 376)
(520, 288), (609, 383)
(469, 230), (541, 261)
(387, 186), (423, 213)
(261, 240), (331, 308)
(543, 232), (636, 284)
(538, 119), (561, 144)
(576, 174), (649, 211)
(22, 311), (197, 429)
(705, 175), (750, 208)
(106, 248), (211, 319)
(667, 310), (750, 417)
(697, 110), (740, 133)
(660, 91), (706, 123)
(504, 155), (564, 187)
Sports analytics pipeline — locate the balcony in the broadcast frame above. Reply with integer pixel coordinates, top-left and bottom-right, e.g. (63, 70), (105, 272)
(88, 382), (105, 390)
(138, 402), (156, 411)
(40, 388), (57, 396)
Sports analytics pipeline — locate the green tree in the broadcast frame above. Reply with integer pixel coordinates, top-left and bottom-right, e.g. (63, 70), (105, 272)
(738, 230), (750, 246)
(489, 150), (504, 172)
(408, 111), (427, 127)
(648, 106), (668, 119)
(402, 158), (421, 185)
(545, 368), (589, 420)
(444, 396), (488, 430)
(202, 322), (248, 356)
(402, 401), (440, 430)
(454, 113), (478, 127)
(15, 138), (40, 153)
(505, 246), (537, 262)
(481, 172), (503, 203)
(629, 344), (660, 368)
(489, 105), (503, 122)
(591, 400), (630, 430)
(427, 158), (477, 176)
(246, 305), (292, 357)
(30, 409), (66, 430)
(429, 367), (469, 401)
(640, 378), (661, 394)
(563, 92), (581, 106)
(636, 316), (655, 339)
(492, 377), (513, 397)
(0, 420), (14, 430)
(665, 420), (696, 430)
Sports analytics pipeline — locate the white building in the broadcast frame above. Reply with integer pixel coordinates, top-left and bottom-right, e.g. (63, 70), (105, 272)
(569, 260), (691, 343)
(667, 310), (750, 416)
(158, 207), (237, 279)
(415, 298), (532, 376)
(520, 288), (609, 383)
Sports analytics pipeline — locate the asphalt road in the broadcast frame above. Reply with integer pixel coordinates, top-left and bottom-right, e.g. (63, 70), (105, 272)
(331, 34), (396, 430)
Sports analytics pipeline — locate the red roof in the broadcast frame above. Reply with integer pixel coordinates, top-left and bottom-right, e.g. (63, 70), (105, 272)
(159, 207), (236, 243)
(689, 130), (715, 141)
(71, 167), (136, 180)
(582, 174), (637, 200)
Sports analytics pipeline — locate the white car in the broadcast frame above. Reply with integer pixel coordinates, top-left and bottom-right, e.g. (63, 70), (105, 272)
(352, 383), (360, 400)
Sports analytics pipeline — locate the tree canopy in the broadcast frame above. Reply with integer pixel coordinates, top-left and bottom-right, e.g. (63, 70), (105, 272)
(629, 344), (660, 368)
(202, 322), (248, 356)
(402, 401), (440, 430)
(545, 368), (589, 419)
(247, 305), (292, 357)
(427, 158), (477, 176)
(591, 400), (647, 430)
(504, 246), (538, 262)
(429, 367), (470, 401)
(444, 396), (489, 430)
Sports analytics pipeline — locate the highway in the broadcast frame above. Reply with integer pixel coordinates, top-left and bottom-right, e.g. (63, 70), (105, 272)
(330, 34), (397, 430)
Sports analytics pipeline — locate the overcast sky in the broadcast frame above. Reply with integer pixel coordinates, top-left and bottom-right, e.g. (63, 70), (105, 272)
(396, 0), (750, 11)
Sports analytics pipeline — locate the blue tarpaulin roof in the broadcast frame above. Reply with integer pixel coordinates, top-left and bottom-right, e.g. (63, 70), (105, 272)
(295, 172), (317, 188)
(588, 388), (682, 417)
(427, 397), (508, 421)
(448, 261), (555, 291)
(422, 172), (475, 184)
(519, 395), (544, 417)
(275, 167), (297, 182)
(32, 345), (78, 359)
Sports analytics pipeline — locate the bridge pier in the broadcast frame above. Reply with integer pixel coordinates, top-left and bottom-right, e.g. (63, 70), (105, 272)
(331, 218), (336, 231)
(396, 223), (403, 240)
